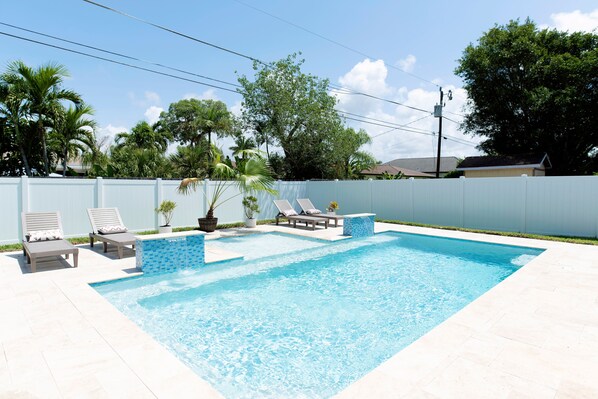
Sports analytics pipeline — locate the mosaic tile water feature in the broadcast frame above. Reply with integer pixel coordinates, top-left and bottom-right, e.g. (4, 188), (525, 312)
(136, 231), (205, 275)
(343, 213), (375, 237)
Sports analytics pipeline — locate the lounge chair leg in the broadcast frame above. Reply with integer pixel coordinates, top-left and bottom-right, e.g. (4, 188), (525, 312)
(117, 246), (123, 259)
(74, 253), (78, 268)
(89, 235), (94, 248)
(65, 253), (69, 259)
(31, 259), (36, 273)
(103, 242), (108, 253)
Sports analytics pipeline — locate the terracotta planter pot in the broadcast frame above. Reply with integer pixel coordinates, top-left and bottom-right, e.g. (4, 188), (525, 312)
(198, 217), (218, 232)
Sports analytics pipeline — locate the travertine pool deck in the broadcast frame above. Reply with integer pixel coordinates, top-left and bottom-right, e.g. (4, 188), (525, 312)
(1, 223), (597, 398)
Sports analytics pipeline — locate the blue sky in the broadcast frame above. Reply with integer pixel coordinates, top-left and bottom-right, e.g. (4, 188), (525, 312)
(1, 0), (597, 162)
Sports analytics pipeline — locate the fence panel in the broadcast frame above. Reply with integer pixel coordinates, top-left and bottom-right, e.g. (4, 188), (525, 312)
(103, 180), (156, 232)
(371, 180), (413, 221)
(525, 176), (598, 237)
(161, 180), (203, 228)
(463, 177), (523, 232)
(28, 178), (97, 238)
(306, 181), (336, 213)
(0, 178), (22, 244)
(412, 179), (463, 227)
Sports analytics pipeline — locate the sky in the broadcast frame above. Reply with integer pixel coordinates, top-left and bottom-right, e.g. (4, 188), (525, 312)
(1, 1), (597, 163)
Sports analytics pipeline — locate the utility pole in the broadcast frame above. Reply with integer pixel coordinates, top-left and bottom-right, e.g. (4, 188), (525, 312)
(434, 87), (452, 178)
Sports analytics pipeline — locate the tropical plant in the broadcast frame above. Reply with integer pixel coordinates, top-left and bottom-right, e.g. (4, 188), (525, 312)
(379, 171), (405, 180)
(5, 61), (82, 176)
(169, 143), (211, 178)
(50, 105), (97, 177)
(115, 121), (171, 152)
(178, 147), (277, 221)
(242, 195), (260, 219)
(155, 200), (177, 227)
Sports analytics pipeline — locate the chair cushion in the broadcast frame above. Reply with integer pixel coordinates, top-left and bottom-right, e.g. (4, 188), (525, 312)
(28, 229), (64, 242)
(305, 208), (321, 214)
(98, 225), (128, 234)
(282, 209), (298, 217)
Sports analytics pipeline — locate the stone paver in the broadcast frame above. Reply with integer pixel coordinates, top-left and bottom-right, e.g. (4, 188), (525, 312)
(1, 223), (597, 398)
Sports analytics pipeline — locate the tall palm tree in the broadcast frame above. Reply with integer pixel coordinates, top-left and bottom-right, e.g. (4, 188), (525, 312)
(115, 121), (171, 152)
(200, 100), (232, 149)
(230, 135), (257, 160)
(0, 72), (31, 175)
(7, 61), (82, 176)
(50, 105), (97, 177)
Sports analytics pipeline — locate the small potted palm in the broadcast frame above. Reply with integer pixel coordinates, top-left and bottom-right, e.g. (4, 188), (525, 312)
(242, 196), (260, 228)
(155, 200), (176, 234)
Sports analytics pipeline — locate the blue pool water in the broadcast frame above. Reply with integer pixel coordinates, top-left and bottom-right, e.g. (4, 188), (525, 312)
(93, 232), (543, 398)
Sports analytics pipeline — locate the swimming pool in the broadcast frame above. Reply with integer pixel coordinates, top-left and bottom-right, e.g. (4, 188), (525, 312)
(93, 232), (543, 398)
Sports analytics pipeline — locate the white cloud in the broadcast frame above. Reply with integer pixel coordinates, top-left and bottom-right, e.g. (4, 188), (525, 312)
(396, 54), (416, 73)
(543, 9), (598, 32)
(144, 106), (164, 125)
(144, 91), (160, 104)
(97, 124), (127, 139)
(335, 60), (481, 162)
(182, 89), (219, 101)
(230, 100), (243, 117)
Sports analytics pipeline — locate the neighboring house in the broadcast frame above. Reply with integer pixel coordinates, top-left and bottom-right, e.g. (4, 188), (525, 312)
(456, 153), (552, 177)
(360, 164), (434, 179)
(383, 156), (460, 177)
(54, 157), (90, 176)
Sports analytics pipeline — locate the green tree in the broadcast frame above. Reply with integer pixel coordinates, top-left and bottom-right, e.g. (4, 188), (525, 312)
(327, 127), (378, 179)
(455, 20), (598, 175)
(115, 121), (171, 152)
(238, 54), (341, 179)
(6, 61), (82, 176)
(50, 105), (97, 177)
(169, 142), (211, 178)
(109, 147), (171, 178)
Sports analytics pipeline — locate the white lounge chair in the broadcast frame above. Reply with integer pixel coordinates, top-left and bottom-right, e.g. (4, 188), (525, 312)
(87, 207), (136, 259)
(273, 199), (328, 230)
(296, 198), (344, 227)
(21, 211), (78, 273)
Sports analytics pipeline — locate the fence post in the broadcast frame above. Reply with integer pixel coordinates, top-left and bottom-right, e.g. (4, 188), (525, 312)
(520, 174), (528, 233)
(203, 179), (209, 218)
(368, 178), (373, 213)
(155, 178), (163, 229)
(409, 177), (415, 222)
(460, 176), (466, 228)
(19, 175), (29, 240)
(95, 177), (104, 208)
(334, 179), (339, 206)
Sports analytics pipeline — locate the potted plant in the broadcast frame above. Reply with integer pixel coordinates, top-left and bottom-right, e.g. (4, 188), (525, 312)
(178, 147), (277, 232)
(328, 201), (339, 215)
(155, 200), (176, 234)
(242, 195), (260, 228)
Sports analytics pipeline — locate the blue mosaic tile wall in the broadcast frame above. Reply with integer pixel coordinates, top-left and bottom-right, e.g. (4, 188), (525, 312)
(343, 215), (375, 237)
(136, 234), (204, 275)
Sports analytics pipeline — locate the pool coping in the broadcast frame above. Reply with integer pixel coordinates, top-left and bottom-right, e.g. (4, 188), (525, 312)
(1, 222), (597, 398)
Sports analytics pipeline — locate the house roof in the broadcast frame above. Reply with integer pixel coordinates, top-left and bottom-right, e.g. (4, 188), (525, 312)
(384, 156), (459, 173)
(361, 164), (435, 178)
(456, 153), (552, 171)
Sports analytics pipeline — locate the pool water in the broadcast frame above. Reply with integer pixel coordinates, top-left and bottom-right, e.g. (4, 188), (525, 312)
(93, 232), (543, 398)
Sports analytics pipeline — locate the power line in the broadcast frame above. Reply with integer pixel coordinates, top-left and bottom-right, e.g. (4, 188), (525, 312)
(82, 0), (431, 114)
(0, 31), (240, 94)
(341, 116), (436, 137)
(338, 111), (434, 134)
(443, 116), (463, 125)
(82, 0), (260, 63)
(231, 0), (440, 88)
(0, 21), (241, 89)
(370, 114), (433, 138)
(445, 110), (466, 118)
(0, 27), (430, 129)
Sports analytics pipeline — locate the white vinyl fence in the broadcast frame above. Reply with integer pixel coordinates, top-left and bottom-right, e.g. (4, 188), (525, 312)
(306, 176), (598, 238)
(0, 177), (305, 245)
(1, 175), (597, 244)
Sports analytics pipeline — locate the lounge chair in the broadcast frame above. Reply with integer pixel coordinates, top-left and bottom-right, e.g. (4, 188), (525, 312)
(296, 198), (345, 227)
(273, 200), (328, 230)
(87, 207), (136, 259)
(21, 211), (78, 273)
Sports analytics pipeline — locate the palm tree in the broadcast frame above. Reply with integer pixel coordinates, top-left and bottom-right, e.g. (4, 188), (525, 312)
(178, 147), (276, 229)
(169, 142), (211, 178)
(115, 121), (171, 152)
(6, 61), (82, 176)
(0, 71), (31, 175)
(230, 135), (257, 161)
(200, 100), (232, 149)
(50, 105), (97, 177)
